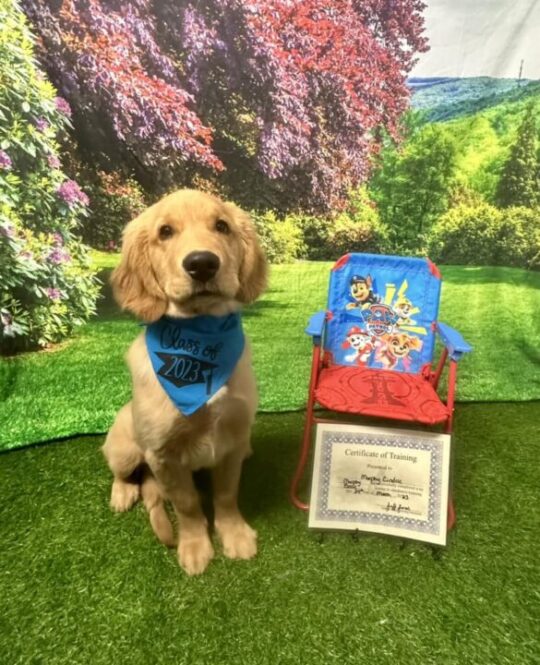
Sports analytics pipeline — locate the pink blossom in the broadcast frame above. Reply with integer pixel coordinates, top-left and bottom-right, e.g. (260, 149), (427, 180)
(35, 117), (50, 132)
(47, 154), (61, 169)
(48, 247), (71, 264)
(54, 96), (72, 116)
(56, 179), (90, 207)
(45, 287), (63, 301)
(0, 150), (12, 170)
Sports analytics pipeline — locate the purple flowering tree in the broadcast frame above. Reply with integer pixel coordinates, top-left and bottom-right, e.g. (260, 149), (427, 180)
(0, 1), (99, 353)
(22, 0), (427, 211)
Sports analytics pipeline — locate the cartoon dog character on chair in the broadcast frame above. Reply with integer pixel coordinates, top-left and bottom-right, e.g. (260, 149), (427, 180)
(346, 275), (379, 310)
(342, 326), (375, 364)
(394, 296), (416, 326)
(376, 332), (423, 371)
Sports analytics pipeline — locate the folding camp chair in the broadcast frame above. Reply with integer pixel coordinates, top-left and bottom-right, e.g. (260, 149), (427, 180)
(290, 253), (472, 529)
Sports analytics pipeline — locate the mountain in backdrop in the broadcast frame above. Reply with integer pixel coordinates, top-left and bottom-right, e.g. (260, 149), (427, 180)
(409, 76), (540, 122)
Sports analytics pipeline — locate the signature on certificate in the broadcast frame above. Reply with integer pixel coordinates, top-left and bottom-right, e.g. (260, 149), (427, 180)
(384, 502), (411, 513)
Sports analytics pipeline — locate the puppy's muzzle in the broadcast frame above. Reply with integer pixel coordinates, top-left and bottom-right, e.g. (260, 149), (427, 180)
(183, 251), (220, 283)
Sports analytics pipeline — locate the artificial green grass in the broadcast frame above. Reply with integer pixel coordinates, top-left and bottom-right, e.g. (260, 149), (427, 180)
(1, 261), (539, 450)
(0, 404), (538, 665)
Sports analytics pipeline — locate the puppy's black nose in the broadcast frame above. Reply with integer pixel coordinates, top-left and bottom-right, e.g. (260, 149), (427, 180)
(182, 251), (220, 282)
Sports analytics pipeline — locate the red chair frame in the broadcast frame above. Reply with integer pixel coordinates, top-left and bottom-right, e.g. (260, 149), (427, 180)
(290, 317), (468, 532)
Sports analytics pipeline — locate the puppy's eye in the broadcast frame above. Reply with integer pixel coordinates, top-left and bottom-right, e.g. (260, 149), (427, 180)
(215, 219), (230, 235)
(159, 224), (174, 240)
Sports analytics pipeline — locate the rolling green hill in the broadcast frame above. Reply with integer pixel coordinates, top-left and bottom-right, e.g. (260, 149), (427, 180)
(410, 76), (540, 122)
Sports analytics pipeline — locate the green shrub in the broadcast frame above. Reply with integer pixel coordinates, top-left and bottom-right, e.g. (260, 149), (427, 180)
(251, 188), (389, 264)
(327, 188), (389, 257)
(251, 210), (305, 263)
(327, 213), (389, 258)
(1, 212), (99, 350)
(428, 203), (540, 268)
(447, 183), (486, 208)
(428, 203), (501, 265)
(497, 207), (540, 269)
(79, 170), (147, 250)
(0, 0), (99, 353)
(294, 214), (331, 260)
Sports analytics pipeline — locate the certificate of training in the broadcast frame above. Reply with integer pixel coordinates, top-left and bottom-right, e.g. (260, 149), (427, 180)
(308, 423), (451, 545)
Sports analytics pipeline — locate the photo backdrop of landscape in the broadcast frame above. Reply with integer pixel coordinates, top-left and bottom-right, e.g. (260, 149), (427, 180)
(1, 0), (539, 448)
(390, 0), (540, 265)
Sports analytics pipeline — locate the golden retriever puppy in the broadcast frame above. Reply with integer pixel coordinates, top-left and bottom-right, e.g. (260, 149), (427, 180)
(102, 189), (267, 575)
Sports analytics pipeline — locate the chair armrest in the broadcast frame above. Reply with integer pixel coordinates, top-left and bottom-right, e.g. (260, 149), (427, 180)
(305, 311), (326, 345)
(436, 322), (472, 361)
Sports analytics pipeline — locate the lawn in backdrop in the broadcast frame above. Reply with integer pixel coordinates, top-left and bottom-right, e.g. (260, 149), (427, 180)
(1, 255), (539, 450)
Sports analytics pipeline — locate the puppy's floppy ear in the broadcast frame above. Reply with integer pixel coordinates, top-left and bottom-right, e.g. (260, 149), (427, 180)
(225, 203), (268, 304)
(111, 210), (167, 322)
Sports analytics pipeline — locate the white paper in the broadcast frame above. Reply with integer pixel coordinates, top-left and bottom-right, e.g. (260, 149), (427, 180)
(308, 423), (451, 545)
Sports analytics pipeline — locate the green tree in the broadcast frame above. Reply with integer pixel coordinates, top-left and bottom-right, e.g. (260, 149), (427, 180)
(369, 114), (459, 253)
(496, 105), (539, 208)
(451, 115), (502, 202)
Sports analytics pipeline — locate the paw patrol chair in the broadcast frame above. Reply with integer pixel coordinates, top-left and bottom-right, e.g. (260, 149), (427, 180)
(290, 253), (472, 529)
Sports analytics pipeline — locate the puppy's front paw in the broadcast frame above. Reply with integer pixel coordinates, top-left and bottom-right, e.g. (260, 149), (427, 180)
(178, 536), (214, 576)
(110, 479), (139, 512)
(216, 520), (258, 560)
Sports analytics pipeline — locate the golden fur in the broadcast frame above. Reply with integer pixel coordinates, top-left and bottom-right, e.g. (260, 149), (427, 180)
(102, 189), (267, 575)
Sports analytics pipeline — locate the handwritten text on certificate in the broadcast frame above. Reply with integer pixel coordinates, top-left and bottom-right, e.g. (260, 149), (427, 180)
(309, 423), (451, 545)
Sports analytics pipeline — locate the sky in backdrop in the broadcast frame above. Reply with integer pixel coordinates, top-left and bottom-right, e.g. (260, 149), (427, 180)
(411, 0), (540, 79)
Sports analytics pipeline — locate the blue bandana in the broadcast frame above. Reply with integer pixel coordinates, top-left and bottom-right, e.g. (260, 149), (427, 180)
(145, 313), (245, 416)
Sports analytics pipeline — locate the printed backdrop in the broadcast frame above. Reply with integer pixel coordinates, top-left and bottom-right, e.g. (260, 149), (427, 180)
(0, 0), (539, 450)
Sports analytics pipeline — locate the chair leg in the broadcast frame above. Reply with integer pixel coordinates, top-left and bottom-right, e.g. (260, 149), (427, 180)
(290, 345), (321, 511)
(447, 493), (456, 531)
(432, 348), (448, 390)
(289, 403), (314, 511)
(444, 363), (457, 530)
(446, 426), (457, 531)
(445, 360), (458, 434)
